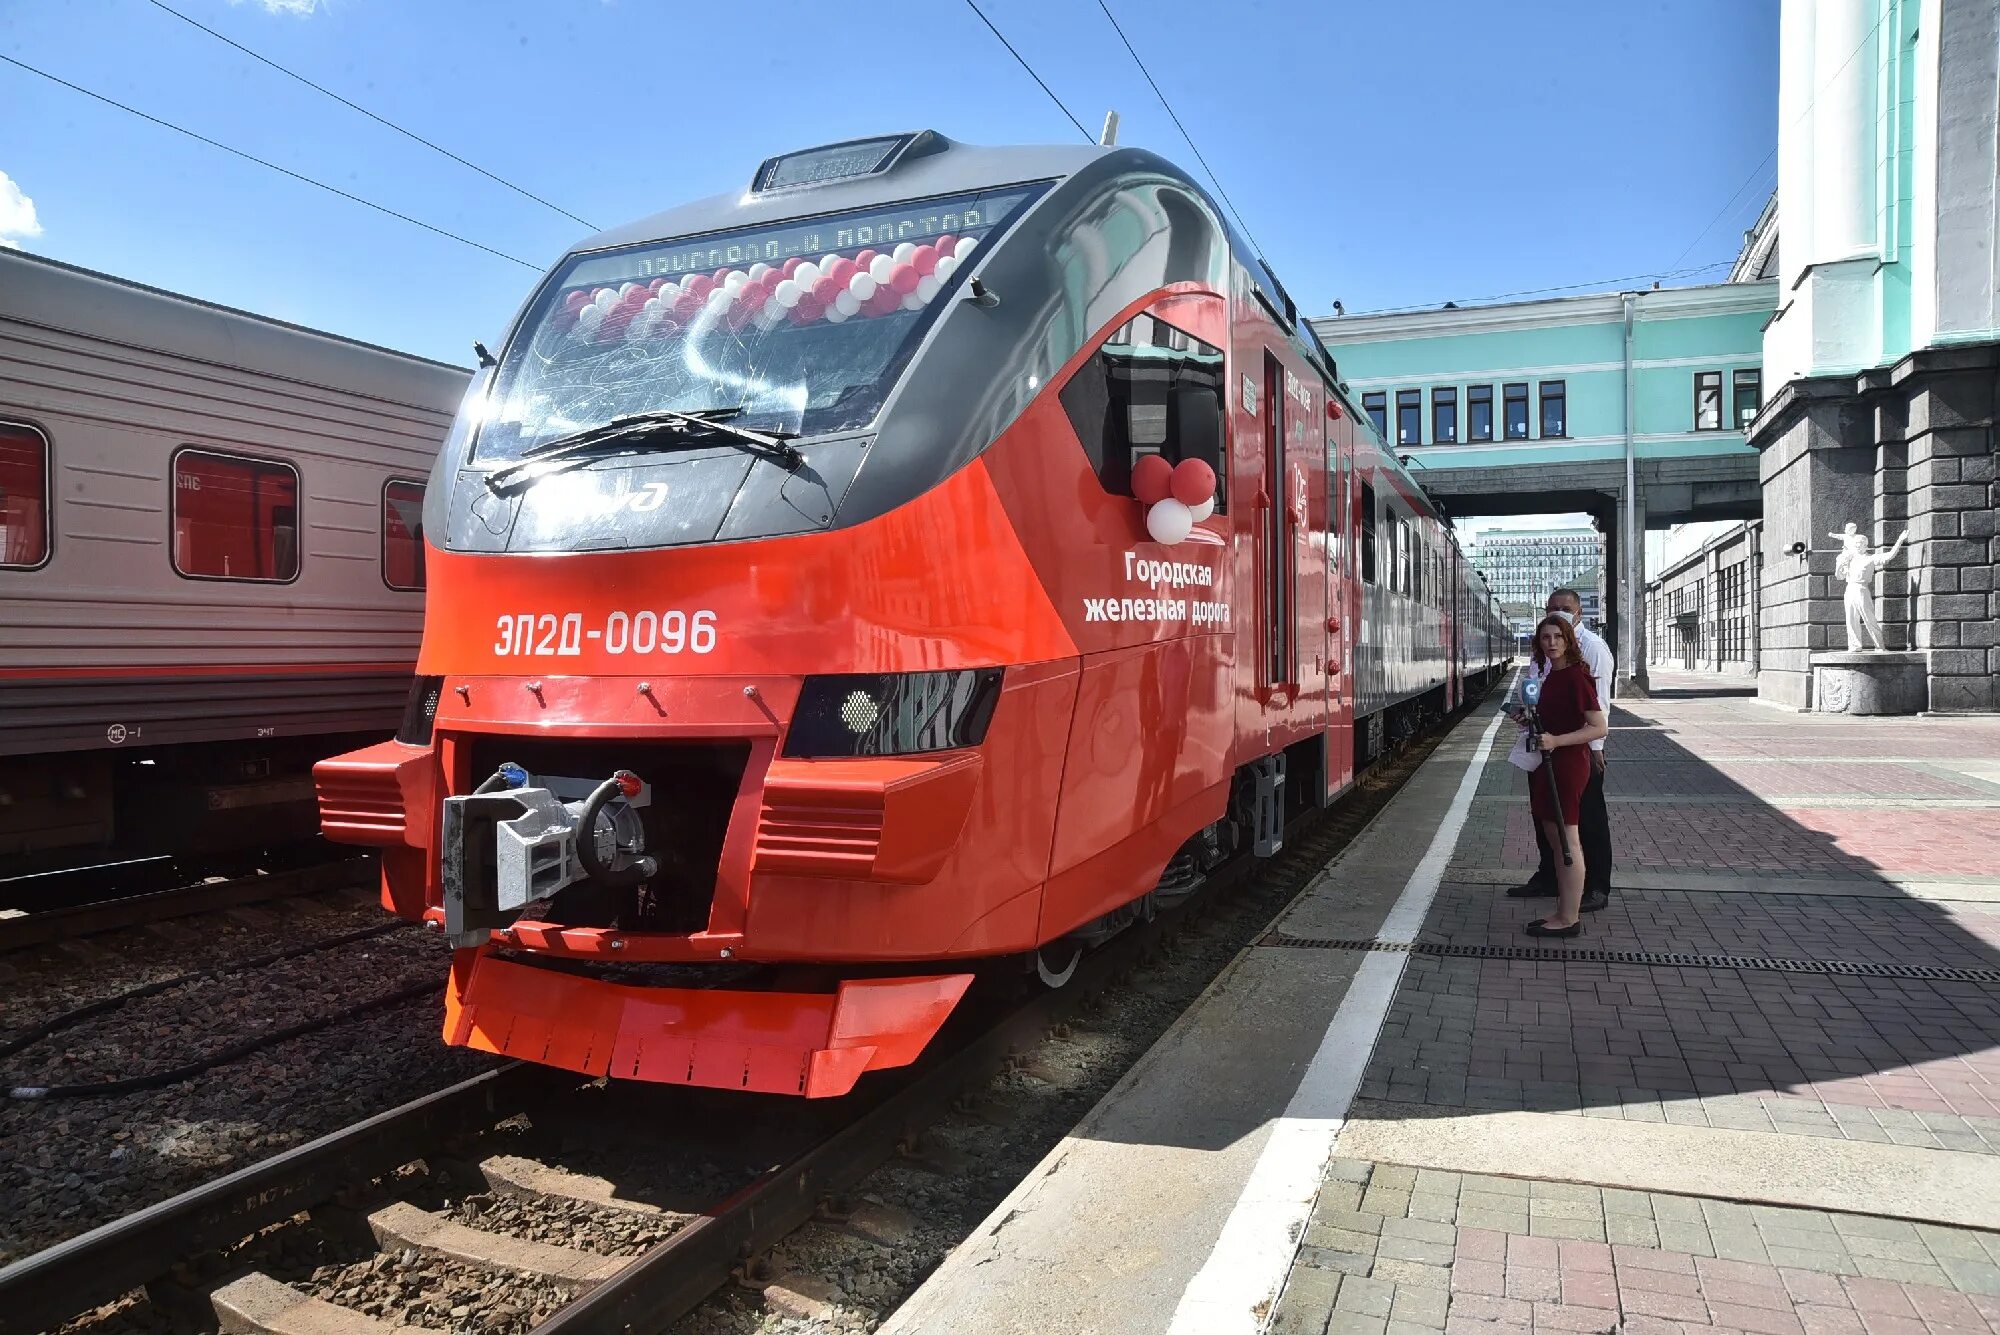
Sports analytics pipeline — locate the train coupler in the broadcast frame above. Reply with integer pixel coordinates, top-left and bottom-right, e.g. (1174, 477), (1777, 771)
(439, 766), (654, 948)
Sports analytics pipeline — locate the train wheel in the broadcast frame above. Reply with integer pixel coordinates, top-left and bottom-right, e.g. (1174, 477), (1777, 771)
(1035, 939), (1084, 988)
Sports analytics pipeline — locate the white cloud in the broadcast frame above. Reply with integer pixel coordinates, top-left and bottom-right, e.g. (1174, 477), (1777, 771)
(228, 0), (322, 14)
(0, 171), (42, 249)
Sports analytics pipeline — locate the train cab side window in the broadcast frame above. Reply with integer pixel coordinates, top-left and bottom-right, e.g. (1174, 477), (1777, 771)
(382, 479), (426, 591)
(172, 448), (300, 582)
(1060, 311), (1226, 511)
(0, 421), (51, 569)
(1360, 481), (1377, 583)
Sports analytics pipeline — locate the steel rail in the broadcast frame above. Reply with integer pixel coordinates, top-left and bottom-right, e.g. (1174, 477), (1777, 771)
(530, 861), (1258, 1334)
(0, 1062), (550, 1335)
(0, 855), (374, 952)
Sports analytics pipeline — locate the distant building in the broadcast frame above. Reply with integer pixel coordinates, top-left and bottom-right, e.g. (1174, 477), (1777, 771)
(1645, 521), (1765, 675)
(1471, 526), (1606, 628)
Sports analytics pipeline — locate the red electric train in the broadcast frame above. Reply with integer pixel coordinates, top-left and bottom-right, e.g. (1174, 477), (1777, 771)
(315, 132), (1508, 1097)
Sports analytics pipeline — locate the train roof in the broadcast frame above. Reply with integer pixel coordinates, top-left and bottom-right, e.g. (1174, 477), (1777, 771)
(0, 246), (471, 406)
(550, 130), (1469, 557)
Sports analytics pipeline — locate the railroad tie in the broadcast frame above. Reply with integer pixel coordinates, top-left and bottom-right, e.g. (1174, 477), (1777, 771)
(364, 1200), (627, 1292)
(210, 1272), (425, 1335)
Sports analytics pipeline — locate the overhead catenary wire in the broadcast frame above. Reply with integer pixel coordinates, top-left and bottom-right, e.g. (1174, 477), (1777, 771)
(962, 0), (1094, 143)
(1342, 261), (1733, 319)
(1093, 0), (1271, 273)
(141, 0), (597, 231)
(1663, 2), (1894, 275)
(0, 52), (541, 271)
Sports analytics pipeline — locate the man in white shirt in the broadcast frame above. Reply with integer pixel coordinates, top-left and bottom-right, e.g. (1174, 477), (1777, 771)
(1506, 588), (1616, 912)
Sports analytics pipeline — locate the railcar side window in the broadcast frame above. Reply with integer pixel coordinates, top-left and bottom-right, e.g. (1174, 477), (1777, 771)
(172, 448), (300, 582)
(1360, 482), (1377, 583)
(383, 479), (426, 590)
(1059, 311), (1226, 511)
(0, 421), (50, 569)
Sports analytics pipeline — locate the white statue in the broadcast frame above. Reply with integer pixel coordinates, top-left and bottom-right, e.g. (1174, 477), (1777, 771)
(1829, 522), (1912, 651)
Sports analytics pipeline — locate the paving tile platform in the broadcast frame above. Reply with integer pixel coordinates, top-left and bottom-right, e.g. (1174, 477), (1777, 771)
(884, 680), (2000, 1335)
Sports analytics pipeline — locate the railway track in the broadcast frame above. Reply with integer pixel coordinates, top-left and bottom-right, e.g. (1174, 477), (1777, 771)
(0, 850), (375, 952)
(1, 696), (1479, 1335)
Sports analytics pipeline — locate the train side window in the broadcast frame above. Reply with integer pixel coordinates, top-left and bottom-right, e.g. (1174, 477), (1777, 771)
(1360, 481), (1377, 583)
(172, 447), (300, 583)
(1059, 311), (1226, 512)
(383, 479), (426, 591)
(0, 421), (51, 569)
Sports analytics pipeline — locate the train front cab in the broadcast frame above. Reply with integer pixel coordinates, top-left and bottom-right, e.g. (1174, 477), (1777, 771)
(316, 135), (1359, 1098)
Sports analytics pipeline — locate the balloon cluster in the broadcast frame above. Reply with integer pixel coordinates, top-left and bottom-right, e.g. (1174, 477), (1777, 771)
(1131, 456), (1216, 545)
(548, 236), (980, 346)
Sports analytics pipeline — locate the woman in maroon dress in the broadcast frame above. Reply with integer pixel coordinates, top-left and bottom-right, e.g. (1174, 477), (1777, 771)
(1524, 614), (1609, 937)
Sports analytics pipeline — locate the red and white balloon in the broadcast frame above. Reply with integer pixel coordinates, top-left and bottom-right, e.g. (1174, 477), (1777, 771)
(557, 233), (980, 346)
(1132, 457), (1215, 545)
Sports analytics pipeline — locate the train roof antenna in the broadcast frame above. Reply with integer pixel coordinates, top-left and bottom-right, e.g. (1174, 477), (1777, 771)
(1099, 110), (1121, 146)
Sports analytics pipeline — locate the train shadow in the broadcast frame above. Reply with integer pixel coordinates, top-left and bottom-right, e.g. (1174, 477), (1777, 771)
(1076, 682), (2000, 1160)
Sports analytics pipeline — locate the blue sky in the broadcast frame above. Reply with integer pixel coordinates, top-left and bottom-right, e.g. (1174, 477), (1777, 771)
(3, 0), (1778, 373)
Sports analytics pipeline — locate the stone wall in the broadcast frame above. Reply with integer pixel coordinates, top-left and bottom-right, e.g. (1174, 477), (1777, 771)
(1750, 343), (2000, 711)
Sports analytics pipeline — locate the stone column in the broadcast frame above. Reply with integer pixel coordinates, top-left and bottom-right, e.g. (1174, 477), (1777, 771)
(1752, 386), (1876, 708)
(1902, 350), (2000, 710)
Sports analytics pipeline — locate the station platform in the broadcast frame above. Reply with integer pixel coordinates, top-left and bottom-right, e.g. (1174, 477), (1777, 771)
(882, 681), (2000, 1335)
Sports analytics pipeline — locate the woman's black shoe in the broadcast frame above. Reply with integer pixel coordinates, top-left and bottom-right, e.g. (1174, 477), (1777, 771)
(1506, 881), (1556, 899)
(1525, 918), (1582, 938)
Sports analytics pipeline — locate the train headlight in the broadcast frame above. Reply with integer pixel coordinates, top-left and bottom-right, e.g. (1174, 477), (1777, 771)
(785, 669), (1004, 758)
(397, 675), (445, 745)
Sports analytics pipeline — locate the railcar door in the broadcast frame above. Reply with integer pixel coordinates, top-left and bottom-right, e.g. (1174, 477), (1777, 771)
(1259, 351), (1293, 694)
(1324, 401), (1354, 797)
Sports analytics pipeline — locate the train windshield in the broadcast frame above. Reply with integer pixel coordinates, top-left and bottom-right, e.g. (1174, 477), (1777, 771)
(471, 182), (1046, 463)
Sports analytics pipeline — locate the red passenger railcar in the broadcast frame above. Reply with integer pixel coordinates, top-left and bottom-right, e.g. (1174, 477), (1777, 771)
(316, 133), (1508, 1096)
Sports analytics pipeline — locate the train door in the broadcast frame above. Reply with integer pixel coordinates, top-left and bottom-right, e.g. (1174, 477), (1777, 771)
(1259, 350), (1293, 694)
(1325, 404), (1355, 797)
(1446, 545), (1460, 711)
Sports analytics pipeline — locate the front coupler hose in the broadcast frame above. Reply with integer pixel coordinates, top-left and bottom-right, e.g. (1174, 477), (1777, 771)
(576, 771), (657, 888)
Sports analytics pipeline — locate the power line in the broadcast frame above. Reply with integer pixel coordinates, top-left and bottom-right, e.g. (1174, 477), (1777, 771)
(1341, 261), (1733, 319)
(0, 52), (540, 270)
(962, 0), (1093, 143)
(1664, 3), (1894, 274)
(1664, 150), (1775, 274)
(141, 0), (596, 230)
(1094, 0), (1270, 268)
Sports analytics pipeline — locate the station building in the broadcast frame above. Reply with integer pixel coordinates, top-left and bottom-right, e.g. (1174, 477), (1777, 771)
(1318, 0), (2000, 713)
(1311, 282), (1775, 690)
(1644, 519), (1766, 675)
(1744, 0), (2000, 712)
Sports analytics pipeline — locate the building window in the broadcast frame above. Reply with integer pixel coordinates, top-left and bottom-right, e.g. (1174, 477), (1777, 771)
(1733, 369), (1761, 430)
(172, 448), (300, 582)
(1538, 381), (1566, 438)
(383, 479), (426, 591)
(1431, 387), (1457, 445)
(1360, 482), (1377, 583)
(1060, 311), (1227, 511)
(1467, 384), (1493, 442)
(1503, 382), (1530, 439)
(1395, 389), (1421, 446)
(1362, 392), (1387, 438)
(0, 421), (51, 569)
(1694, 371), (1723, 430)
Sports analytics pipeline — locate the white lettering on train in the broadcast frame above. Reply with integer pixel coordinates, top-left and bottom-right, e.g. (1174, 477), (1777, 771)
(1081, 597), (1231, 626)
(492, 610), (716, 657)
(1121, 550), (1215, 591)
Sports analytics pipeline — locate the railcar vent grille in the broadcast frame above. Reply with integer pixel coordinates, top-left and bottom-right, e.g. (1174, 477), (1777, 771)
(1254, 933), (2000, 985)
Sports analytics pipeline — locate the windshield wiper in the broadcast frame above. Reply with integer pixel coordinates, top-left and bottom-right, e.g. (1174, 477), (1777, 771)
(485, 407), (803, 493)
